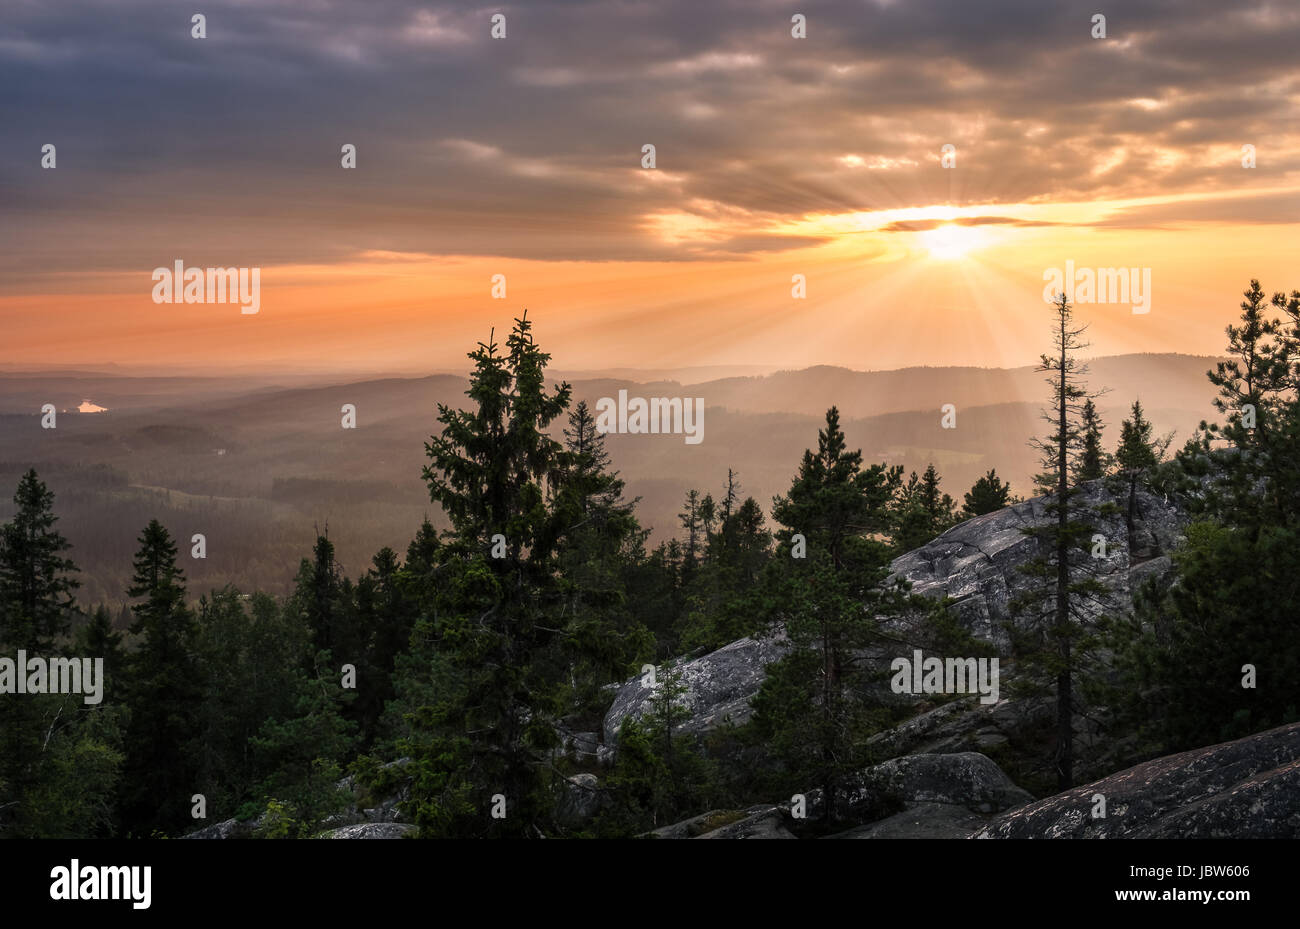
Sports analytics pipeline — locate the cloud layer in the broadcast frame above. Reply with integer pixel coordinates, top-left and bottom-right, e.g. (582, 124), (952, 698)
(2, 0), (1298, 281)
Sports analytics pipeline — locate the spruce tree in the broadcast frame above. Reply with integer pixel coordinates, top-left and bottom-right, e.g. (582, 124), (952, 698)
(0, 469), (79, 650)
(752, 407), (910, 823)
(1113, 281), (1300, 751)
(553, 399), (651, 716)
(962, 468), (1013, 518)
(75, 605), (126, 704)
(0, 470), (93, 837)
(120, 519), (201, 834)
(892, 463), (956, 551)
(1115, 400), (1169, 538)
(410, 312), (574, 836)
(1076, 399), (1107, 482)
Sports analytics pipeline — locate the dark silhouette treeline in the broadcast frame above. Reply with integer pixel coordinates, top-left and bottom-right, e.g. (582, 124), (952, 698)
(1, 286), (1297, 838)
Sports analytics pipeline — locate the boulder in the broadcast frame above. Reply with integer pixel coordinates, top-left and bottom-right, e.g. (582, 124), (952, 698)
(974, 721), (1300, 838)
(555, 773), (609, 827)
(656, 751), (1034, 839)
(647, 806), (796, 840)
(180, 817), (253, 840)
(809, 750), (1032, 832)
(697, 808), (797, 840)
(867, 751), (1034, 813)
(325, 756), (412, 827)
(602, 634), (791, 747)
(827, 803), (991, 839)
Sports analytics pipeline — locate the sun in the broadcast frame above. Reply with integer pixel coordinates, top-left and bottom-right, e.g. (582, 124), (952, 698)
(918, 223), (988, 260)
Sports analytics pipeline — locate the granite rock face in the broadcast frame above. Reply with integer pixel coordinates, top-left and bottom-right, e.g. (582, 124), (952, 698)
(866, 752), (1035, 813)
(321, 822), (416, 839)
(603, 481), (1186, 751)
(602, 633), (792, 749)
(181, 817), (251, 840)
(889, 481), (1183, 652)
(973, 722), (1300, 838)
(647, 806), (797, 840)
(555, 773), (610, 827)
(653, 751), (1033, 839)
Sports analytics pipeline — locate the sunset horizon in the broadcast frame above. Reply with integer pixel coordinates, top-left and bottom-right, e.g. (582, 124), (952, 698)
(5, 2), (1299, 373)
(3, 0), (1298, 881)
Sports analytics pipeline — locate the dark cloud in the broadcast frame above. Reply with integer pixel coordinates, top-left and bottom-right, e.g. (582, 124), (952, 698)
(1, 0), (1297, 280)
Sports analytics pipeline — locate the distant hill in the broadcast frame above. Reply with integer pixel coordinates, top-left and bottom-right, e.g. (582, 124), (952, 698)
(0, 354), (1225, 607)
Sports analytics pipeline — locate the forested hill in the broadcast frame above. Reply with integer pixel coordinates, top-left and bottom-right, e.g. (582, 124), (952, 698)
(0, 354), (1219, 605)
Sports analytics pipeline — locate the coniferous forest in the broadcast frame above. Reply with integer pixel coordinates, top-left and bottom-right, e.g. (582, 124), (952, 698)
(2, 285), (1298, 840)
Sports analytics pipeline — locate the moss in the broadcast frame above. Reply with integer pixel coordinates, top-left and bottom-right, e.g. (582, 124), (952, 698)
(688, 809), (748, 836)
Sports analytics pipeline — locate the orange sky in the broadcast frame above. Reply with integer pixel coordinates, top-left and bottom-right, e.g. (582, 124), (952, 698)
(6, 205), (1296, 374)
(4, 1), (1299, 374)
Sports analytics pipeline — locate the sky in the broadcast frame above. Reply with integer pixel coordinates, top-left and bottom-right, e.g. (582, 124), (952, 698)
(2, 0), (1299, 374)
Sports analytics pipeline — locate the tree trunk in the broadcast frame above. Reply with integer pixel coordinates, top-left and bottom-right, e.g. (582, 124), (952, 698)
(1055, 311), (1073, 791)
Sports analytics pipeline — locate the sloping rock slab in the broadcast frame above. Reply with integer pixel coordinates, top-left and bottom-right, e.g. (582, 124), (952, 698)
(827, 802), (991, 839)
(603, 634), (791, 746)
(181, 817), (253, 840)
(868, 752), (1034, 813)
(321, 822), (416, 839)
(973, 721), (1300, 838)
(647, 806), (795, 839)
(602, 482), (1185, 751)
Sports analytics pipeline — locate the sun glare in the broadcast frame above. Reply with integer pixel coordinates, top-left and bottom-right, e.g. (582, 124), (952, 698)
(918, 224), (988, 260)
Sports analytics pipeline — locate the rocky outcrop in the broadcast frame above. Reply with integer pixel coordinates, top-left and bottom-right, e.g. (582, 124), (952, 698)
(602, 634), (791, 749)
(325, 757), (413, 828)
(867, 751), (1034, 813)
(555, 773), (610, 827)
(321, 823), (416, 839)
(890, 481), (1183, 651)
(974, 722), (1300, 838)
(653, 751), (1032, 839)
(647, 806), (797, 840)
(182, 817), (252, 840)
(821, 751), (1033, 838)
(828, 802), (993, 839)
(602, 481), (1186, 753)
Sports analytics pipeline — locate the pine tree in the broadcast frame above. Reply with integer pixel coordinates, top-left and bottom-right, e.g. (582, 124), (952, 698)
(553, 399), (652, 716)
(410, 312), (574, 836)
(1113, 281), (1300, 751)
(962, 468), (1013, 518)
(892, 463), (956, 551)
(0, 469), (79, 650)
(1115, 400), (1169, 538)
(120, 519), (201, 834)
(752, 407), (911, 823)
(1076, 399), (1107, 481)
(1196, 280), (1295, 528)
(1013, 294), (1109, 791)
(74, 605), (126, 704)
